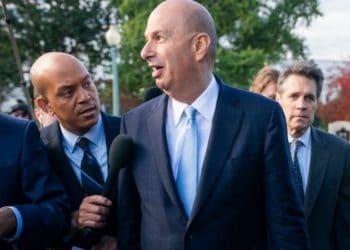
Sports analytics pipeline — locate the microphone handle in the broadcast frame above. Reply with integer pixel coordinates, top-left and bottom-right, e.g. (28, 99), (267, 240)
(102, 168), (119, 199)
(77, 168), (120, 248)
(74, 227), (102, 248)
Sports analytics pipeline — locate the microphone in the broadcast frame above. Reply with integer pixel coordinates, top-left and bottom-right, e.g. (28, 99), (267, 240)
(103, 134), (134, 199)
(77, 134), (133, 248)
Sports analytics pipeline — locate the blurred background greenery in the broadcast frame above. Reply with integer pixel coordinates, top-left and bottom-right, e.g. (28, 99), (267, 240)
(0, 0), (323, 114)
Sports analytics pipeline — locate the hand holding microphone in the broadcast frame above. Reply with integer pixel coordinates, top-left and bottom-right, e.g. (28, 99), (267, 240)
(77, 135), (133, 248)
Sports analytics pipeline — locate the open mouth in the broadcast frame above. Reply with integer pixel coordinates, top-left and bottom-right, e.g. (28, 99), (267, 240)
(79, 106), (96, 116)
(151, 65), (163, 78)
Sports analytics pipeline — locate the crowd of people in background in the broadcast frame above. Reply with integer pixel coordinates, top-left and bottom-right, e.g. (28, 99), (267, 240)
(1, 0), (349, 250)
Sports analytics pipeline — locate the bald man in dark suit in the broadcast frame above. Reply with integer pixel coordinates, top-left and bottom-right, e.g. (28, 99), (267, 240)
(117, 1), (309, 249)
(31, 52), (120, 249)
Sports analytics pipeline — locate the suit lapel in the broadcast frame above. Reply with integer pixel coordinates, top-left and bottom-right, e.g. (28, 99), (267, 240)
(147, 96), (185, 213)
(189, 83), (243, 223)
(304, 128), (330, 216)
(45, 122), (84, 208)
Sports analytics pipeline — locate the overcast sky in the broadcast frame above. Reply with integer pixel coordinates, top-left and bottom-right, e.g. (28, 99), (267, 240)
(294, 0), (350, 61)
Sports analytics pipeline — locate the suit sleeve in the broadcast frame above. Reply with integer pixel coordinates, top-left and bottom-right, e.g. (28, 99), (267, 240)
(117, 117), (141, 250)
(14, 121), (70, 247)
(263, 102), (310, 250)
(334, 145), (350, 250)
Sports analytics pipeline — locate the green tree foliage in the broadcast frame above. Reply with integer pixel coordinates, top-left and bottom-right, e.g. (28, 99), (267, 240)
(0, 0), (322, 111)
(114, 0), (321, 92)
(0, 0), (111, 103)
(0, 25), (18, 103)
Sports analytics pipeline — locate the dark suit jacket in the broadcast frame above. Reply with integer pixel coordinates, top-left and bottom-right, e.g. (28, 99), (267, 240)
(305, 128), (350, 250)
(118, 79), (309, 250)
(40, 112), (120, 246)
(0, 114), (70, 250)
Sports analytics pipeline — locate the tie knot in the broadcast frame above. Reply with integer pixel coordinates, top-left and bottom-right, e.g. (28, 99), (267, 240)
(292, 139), (303, 149)
(184, 106), (196, 121)
(77, 137), (90, 151)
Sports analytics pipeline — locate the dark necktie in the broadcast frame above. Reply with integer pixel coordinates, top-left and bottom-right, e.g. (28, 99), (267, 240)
(291, 140), (304, 203)
(176, 106), (199, 217)
(77, 137), (104, 195)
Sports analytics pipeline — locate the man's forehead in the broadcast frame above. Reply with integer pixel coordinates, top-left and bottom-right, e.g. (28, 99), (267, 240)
(144, 28), (169, 37)
(56, 73), (91, 85)
(285, 75), (316, 86)
(283, 87), (317, 98)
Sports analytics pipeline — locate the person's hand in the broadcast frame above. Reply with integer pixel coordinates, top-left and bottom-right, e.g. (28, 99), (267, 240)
(92, 235), (117, 250)
(71, 195), (112, 230)
(0, 207), (17, 237)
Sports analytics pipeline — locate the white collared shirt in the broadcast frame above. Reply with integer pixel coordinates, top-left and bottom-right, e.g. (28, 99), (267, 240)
(60, 114), (108, 184)
(166, 75), (219, 181)
(288, 127), (312, 192)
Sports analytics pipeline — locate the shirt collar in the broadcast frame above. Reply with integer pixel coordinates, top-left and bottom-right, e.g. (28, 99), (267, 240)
(170, 74), (219, 127)
(288, 127), (311, 147)
(60, 113), (104, 153)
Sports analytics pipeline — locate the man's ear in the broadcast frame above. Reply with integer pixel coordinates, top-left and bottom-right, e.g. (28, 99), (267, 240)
(192, 33), (211, 62)
(36, 96), (54, 115)
(275, 92), (281, 102)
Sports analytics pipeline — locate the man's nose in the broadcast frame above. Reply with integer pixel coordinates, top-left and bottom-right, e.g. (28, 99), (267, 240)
(140, 41), (154, 60)
(78, 87), (91, 102)
(296, 98), (307, 109)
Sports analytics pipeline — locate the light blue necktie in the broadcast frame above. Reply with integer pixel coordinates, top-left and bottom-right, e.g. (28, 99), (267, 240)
(176, 106), (198, 217)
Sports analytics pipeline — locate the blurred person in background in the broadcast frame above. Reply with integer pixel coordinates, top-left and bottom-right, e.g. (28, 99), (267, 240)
(144, 86), (163, 102)
(9, 101), (32, 120)
(250, 66), (279, 100)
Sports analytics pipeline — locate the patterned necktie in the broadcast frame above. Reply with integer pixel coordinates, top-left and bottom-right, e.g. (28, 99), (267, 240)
(77, 137), (104, 195)
(176, 106), (199, 217)
(291, 140), (304, 203)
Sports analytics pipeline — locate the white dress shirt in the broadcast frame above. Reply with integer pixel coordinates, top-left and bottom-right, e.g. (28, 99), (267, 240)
(166, 75), (219, 181)
(288, 127), (312, 192)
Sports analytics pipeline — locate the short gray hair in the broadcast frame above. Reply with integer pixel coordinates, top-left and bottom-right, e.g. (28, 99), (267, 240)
(278, 60), (324, 98)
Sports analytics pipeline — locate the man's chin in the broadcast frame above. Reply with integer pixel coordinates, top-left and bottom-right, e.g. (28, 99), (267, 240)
(80, 112), (99, 126)
(155, 80), (170, 91)
(290, 125), (309, 137)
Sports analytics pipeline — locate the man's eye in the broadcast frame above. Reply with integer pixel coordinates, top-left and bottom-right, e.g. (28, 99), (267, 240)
(60, 90), (72, 97)
(154, 34), (164, 42)
(84, 81), (92, 88)
(305, 96), (315, 102)
(289, 94), (298, 100)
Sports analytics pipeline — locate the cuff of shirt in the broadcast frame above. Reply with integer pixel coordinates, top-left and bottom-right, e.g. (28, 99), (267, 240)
(4, 207), (23, 241)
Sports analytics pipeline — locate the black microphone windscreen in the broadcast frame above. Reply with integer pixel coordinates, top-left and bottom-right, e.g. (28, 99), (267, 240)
(78, 135), (133, 247)
(108, 134), (133, 169)
(104, 134), (133, 198)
